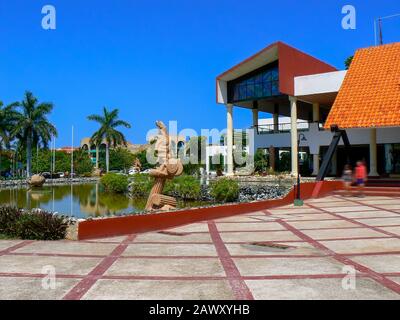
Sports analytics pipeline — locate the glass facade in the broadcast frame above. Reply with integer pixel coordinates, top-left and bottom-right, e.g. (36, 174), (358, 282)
(385, 143), (400, 174)
(228, 65), (280, 103)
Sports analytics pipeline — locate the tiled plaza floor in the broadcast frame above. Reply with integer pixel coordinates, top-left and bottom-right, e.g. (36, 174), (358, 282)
(1, 194), (400, 300)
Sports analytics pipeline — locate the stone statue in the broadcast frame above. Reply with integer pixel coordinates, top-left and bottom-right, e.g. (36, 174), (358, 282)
(145, 121), (183, 211)
(27, 174), (46, 187)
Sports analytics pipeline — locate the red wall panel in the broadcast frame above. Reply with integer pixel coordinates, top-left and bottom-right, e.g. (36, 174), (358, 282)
(78, 181), (343, 240)
(278, 42), (337, 96)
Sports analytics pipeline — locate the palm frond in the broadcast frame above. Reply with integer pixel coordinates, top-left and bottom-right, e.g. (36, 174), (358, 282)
(87, 114), (105, 124)
(88, 106), (131, 150)
(112, 119), (131, 129)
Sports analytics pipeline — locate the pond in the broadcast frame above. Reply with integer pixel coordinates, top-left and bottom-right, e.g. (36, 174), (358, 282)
(0, 183), (210, 219)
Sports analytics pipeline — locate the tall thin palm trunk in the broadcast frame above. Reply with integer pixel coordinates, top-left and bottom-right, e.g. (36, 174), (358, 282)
(106, 144), (110, 172)
(95, 146), (99, 169)
(26, 134), (32, 177)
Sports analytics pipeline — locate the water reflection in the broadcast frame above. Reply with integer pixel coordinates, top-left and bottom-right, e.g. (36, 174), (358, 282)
(0, 183), (168, 219)
(0, 183), (210, 219)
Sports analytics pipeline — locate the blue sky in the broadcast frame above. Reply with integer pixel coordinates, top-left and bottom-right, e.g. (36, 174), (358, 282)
(1, 0), (399, 146)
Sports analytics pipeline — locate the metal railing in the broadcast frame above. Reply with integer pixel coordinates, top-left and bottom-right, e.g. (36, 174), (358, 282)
(252, 121), (310, 134)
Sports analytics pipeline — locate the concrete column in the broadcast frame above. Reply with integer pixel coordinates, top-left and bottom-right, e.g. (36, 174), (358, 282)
(252, 108), (258, 131)
(369, 128), (379, 176)
(312, 102), (320, 122)
(273, 104), (279, 133)
(273, 113), (279, 133)
(95, 145), (99, 169)
(205, 149), (210, 175)
(290, 97), (298, 176)
(247, 127), (255, 172)
(226, 104), (234, 176)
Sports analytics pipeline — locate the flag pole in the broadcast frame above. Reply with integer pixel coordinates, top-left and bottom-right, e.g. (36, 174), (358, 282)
(71, 126), (74, 179)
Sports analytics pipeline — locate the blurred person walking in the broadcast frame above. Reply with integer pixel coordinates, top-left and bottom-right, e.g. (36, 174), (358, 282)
(342, 164), (353, 197)
(355, 161), (367, 197)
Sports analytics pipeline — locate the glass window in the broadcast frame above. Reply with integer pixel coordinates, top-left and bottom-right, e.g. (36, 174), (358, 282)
(271, 69), (279, 81)
(246, 77), (255, 85)
(247, 84), (254, 97)
(254, 83), (263, 97)
(271, 81), (279, 95)
(239, 85), (247, 100)
(254, 74), (263, 84)
(263, 82), (271, 96)
(228, 65), (280, 102)
(233, 86), (239, 101)
(262, 71), (271, 82)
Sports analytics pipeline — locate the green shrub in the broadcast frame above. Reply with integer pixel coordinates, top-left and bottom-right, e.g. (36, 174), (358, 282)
(129, 174), (153, 196)
(28, 149), (94, 175)
(254, 149), (268, 173)
(74, 149), (94, 175)
(100, 173), (129, 193)
(165, 175), (201, 200)
(183, 163), (202, 175)
(109, 147), (135, 172)
(0, 206), (23, 235)
(15, 211), (70, 240)
(0, 206), (71, 240)
(278, 152), (291, 172)
(210, 178), (239, 202)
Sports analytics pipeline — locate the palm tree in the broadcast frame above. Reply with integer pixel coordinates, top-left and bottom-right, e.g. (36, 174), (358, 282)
(0, 100), (19, 175)
(13, 91), (57, 177)
(87, 107), (131, 172)
(0, 100), (19, 149)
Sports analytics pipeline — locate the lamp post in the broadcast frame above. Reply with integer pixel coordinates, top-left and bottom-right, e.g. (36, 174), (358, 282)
(294, 133), (307, 206)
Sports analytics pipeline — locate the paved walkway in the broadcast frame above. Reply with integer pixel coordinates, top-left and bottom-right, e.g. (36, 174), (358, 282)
(1, 194), (400, 299)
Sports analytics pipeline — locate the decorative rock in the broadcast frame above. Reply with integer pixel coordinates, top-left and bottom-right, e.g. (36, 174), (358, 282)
(27, 174), (45, 187)
(238, 184), (288, 202)
(0, 177), (100, 188)
(92, 168), (102, 177)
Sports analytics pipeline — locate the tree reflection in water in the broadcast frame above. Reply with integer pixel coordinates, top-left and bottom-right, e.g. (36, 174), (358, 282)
(0, 183), (139, 219)
(0, 183), (209, 219)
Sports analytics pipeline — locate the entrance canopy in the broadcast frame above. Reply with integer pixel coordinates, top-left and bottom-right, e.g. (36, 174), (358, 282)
(325, 42), (400, 129)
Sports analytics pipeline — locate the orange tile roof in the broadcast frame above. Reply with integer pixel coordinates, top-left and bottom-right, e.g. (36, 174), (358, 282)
(325, 42), (400, 129)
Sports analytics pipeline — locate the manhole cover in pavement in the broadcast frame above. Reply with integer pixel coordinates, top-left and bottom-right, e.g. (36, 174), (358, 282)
(242, 242), (296, 252)
(158, 231), (189, 236)
(250, 242), (294, 249)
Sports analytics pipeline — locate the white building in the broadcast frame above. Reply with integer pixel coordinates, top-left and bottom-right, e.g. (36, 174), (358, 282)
(215, 41), (400, 177)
